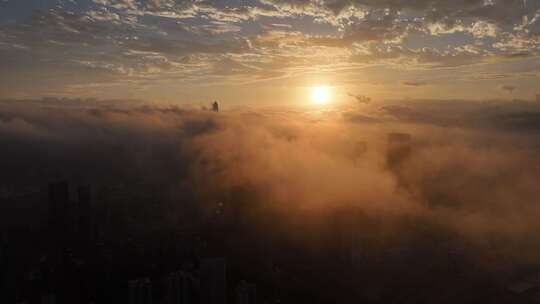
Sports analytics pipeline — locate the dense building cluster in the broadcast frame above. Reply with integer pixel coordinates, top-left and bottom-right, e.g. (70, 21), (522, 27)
(1, 132), (540, 304)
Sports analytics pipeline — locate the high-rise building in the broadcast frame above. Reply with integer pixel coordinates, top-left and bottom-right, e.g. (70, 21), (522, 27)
(78, 185), (91, 210)
(236, 281), (256, 304)
(0, 233), (5, 303)
(129, 278), (153, 304)
(76, 185), (93, 242)
(0, 233), (4, 266)
(41, 293), (57, 304)
(48, 181), (70, 241)
(200, 258), (227, 304)
(167, 271), (193, 304)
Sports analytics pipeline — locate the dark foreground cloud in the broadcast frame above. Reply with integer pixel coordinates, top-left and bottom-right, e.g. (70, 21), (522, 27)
(2, 98), (540, 268)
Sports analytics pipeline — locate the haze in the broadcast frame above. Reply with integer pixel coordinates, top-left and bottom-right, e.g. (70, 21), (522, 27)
(2, 1), (540, 304)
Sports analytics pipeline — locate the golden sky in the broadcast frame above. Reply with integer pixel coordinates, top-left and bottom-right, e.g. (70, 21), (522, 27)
(1, 0), (539, 105)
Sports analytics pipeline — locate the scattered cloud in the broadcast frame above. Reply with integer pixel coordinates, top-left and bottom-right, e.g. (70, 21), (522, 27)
(0, 0), (539, 97)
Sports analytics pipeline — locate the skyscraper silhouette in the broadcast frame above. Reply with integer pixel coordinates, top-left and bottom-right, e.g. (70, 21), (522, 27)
(48, 181), (70, 242)
(76, 185), (93, 243)
(200, 258), (226, 304)
(236, 281), (256, 304)
(167, 271), (193, 304)
(41, 293), (57, 304)
(129, 278), (153, 304)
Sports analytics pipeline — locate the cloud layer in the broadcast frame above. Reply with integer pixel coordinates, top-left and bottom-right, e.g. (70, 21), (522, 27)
(3, 98), (540, 266)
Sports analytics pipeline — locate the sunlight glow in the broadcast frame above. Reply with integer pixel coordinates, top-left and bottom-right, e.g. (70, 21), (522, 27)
(310, 86), (331, 105)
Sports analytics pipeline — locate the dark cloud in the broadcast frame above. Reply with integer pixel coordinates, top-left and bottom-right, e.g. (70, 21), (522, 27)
(402, 81), (428, 87)
(340, 13), (415, 44)
(381, 99), (540, 128)
(493, 111), (540, 131)
(347, 92), (371, 104)
(350, 44), (491, 67)
(499, 84), (516, 93)
(263, 0), (538, 28)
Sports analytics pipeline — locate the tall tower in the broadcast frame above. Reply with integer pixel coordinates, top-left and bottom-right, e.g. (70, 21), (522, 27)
(129, 278), (153, 304)
(200, 258), (227, 304)
(167, 271), (193, 304)
(236, 281), (256, 304)
(77, 185), (93, 243)
(48, 181), (70, 242)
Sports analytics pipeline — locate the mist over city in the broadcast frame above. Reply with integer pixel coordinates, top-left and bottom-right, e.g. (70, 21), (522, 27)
(2, 0), (540, 303)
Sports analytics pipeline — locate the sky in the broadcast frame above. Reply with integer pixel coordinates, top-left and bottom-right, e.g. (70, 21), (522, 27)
(0, 0), (539, 105)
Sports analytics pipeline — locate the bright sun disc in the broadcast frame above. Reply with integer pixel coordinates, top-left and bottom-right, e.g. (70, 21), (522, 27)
(311, 86), (330, 105)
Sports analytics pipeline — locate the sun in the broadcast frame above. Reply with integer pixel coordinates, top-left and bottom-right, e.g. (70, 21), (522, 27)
(310, 86), (331, 105)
